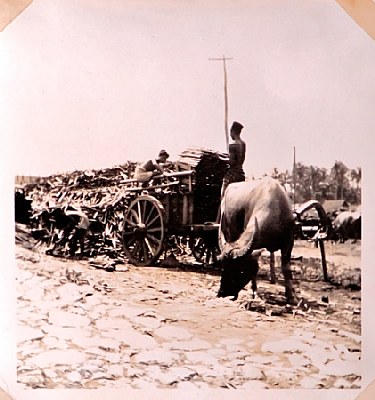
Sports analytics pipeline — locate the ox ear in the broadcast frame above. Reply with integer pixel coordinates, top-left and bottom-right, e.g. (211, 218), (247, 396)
(251, 248), (265, 260)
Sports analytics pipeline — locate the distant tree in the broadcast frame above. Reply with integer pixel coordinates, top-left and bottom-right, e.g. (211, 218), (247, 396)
(271, 167), (279, 180)
(271, 168), (289, 185)
(308, 166), (329, 200)
(293, 162), (311, 202)
(269, 160), (360, 204)
(330, 161), (349, 200)
(350, 167), (362, 203)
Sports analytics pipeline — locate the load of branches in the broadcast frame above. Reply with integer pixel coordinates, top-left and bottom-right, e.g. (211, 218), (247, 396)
(22, 162), (139, 260)
(18, 148), (228, 262)
(177, 147), (228, 223)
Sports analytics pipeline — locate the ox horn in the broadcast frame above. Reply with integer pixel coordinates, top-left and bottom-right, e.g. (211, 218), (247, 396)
(231, 216), (259, 259)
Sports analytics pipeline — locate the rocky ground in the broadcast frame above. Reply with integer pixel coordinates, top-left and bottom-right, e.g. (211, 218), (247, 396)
(16, 228), (361, 390)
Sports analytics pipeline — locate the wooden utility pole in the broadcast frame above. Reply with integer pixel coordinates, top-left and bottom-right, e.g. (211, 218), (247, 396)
(209, 55), (233, 151)
(293, 146), (296, 209)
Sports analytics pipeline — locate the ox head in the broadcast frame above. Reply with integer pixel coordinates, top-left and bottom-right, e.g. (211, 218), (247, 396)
(218, 215), (263, 300)
(217, 249), (264, 300)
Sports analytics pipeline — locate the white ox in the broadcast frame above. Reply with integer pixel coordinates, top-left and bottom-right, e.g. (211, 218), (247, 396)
(217, 177), (297, 304)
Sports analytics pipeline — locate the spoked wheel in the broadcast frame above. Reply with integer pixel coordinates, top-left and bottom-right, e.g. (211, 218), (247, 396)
(122, 195), (165, 265)
(190, 233), (221, 265)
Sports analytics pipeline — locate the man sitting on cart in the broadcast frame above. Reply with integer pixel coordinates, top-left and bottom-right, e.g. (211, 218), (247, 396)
(134, 149), (170, 187)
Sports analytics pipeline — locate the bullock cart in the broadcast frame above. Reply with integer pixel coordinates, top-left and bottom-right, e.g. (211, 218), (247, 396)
(121, 148), (228, 266)
(120, 148), (334, 277)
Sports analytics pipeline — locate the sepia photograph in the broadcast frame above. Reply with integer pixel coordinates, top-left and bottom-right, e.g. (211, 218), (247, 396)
(1, 0), (375, 399)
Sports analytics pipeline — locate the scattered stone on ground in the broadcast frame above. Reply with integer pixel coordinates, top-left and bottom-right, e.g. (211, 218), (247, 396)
(16, 237), (361, 390)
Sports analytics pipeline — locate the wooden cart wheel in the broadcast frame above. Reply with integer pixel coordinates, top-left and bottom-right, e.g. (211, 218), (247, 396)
(190, 234), (220, 265)
(122, 195), (165, 265)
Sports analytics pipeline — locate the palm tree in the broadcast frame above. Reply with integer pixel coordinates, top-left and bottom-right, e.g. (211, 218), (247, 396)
(330, 161), (348, 200)
(350, 167), (362, 203)
(271, 168), (289, 185)
(309, 166), (319, 197)
(271, 167), (280, 180)
(294, 162), (311, 201)
(315, 167), (329, 200)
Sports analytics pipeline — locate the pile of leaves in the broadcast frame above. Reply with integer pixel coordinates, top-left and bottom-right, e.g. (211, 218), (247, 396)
(22, 162), (139, 259)
(20, 148), (228, 262)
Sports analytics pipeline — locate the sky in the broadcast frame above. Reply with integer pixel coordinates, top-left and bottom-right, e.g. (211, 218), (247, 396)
(1, 0), (375, 180)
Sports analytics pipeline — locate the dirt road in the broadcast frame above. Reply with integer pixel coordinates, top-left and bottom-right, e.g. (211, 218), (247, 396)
(16, 233), (361, 390)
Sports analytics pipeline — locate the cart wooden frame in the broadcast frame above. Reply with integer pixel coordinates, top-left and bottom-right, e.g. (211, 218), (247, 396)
(121, 170), (221, 266)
